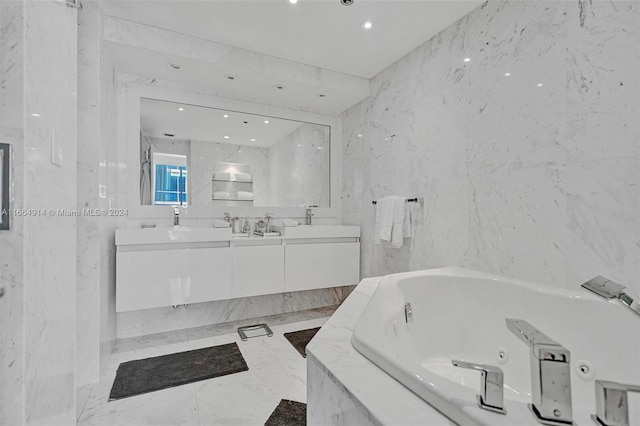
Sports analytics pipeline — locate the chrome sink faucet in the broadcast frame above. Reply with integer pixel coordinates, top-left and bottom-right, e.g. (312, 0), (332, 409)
(305, 208), (314, 225)
(506, 318), (573, 425)
(173, 206), (180, 227)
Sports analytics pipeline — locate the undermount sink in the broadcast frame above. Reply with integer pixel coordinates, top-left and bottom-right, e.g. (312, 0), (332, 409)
(271, 225), (360, 239)
(115, 226), (232, 245)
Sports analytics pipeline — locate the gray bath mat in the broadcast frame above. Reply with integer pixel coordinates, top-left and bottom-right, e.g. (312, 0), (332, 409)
(283, 327), (321, 358)
(109, 342), (248, 400)
(265, 399), (306, 426)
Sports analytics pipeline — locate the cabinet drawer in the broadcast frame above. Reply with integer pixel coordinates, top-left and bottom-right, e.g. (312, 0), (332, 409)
(116, 247), (232, 312)
(284, 242), (359, 292)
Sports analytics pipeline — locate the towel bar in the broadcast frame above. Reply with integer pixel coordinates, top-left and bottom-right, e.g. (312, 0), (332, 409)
(372, 197), (423, 205)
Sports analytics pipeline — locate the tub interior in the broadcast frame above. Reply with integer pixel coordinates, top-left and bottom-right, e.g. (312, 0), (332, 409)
(353, 268), (640, 425)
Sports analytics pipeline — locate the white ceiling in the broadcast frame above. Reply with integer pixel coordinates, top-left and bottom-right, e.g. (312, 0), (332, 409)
(100, 0), (482, 79)
(141, 98), (323, 147)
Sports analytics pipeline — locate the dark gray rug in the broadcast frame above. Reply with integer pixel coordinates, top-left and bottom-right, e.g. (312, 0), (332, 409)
(109, 342), (248, 400)
(265, 399), (306, 426)
(283, 327), (321, 358)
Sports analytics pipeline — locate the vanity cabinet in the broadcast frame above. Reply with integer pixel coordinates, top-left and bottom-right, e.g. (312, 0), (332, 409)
(115, 226), (360, 312)
(284, 240), (360, 292)
(233, 240), (284, 298)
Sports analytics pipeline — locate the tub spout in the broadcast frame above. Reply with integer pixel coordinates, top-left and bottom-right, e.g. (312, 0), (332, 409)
(506, 318), (573, 425)
(581, 276), (640, 318)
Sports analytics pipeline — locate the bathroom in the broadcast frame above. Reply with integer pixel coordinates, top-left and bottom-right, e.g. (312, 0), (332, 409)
(0, 0), (638, 425)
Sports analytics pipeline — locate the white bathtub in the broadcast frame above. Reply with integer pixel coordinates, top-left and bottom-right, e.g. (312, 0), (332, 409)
(351, 267), (640, 426)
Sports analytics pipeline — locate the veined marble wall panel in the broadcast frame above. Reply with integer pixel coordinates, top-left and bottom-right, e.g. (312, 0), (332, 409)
(23, 0), (77, 423)
(269, 123), (330, 208)
(77, 0), (102, 390)
(342, 0), (640, 294)
(0, 2), (24, 423)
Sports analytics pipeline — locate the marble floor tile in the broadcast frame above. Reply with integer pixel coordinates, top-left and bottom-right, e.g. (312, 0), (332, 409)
(77, 309), (332, 426)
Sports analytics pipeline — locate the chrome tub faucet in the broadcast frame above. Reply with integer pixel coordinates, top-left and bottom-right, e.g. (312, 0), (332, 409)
(506, 318), (573, 425)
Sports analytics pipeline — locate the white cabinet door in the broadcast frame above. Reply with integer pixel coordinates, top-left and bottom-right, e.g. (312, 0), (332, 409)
(233, 244), (284, 298)
(116, 246), (232, 312)
(284, 242), (360, 292)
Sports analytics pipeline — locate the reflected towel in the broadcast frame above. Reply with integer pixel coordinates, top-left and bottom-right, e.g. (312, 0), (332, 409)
(213, 191), (231, 199)
(213, 172), (231, 181)
(237, 191), (253, 200)
(213, 219), (230, 228)
(234, 172), (252, 182)
(391, 196), (406, 248)
(374, 196), (394, 244)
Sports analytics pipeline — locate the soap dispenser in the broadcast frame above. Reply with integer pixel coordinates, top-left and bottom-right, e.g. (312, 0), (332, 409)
(242, 219), (251, 234)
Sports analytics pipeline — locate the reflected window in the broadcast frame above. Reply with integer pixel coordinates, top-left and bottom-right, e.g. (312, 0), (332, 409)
(152, 153), (187, 206)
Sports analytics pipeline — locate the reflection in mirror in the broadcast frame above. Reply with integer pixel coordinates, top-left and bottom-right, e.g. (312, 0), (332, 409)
(140, 98), (330, 208)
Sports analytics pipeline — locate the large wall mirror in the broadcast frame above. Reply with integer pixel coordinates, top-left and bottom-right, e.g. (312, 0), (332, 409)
(140, 98), (330, 209)
(124, 85), (341, 219)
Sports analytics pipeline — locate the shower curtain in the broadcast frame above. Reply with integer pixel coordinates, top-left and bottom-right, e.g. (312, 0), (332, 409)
(140, 148), (151, 205)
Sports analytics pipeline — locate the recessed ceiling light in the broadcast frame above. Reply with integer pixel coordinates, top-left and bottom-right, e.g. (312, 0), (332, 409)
(504, 72), (511, 76)
(167, 62), (181, 70)
(362, 21), (373, 30)
(177, 107), (184, 111)
(317, 147), (323, 150)
(288, 0), (298, 3)
(223, 114), (229, 118)
(224, 136), (230, 139)
(317, 93), (326, 98)
(463, 58), (471, 63)
(250, 138), (256, 142)
(31, 113), (40, 117)
(273, 84), (285, 90)
(537, 83), (544, 87)
(357, 134), (363, 138)
(264, 120), (269, 124)
(224, 74), (236, 80)
(238, 150), (242, 153)
(163, 133), (175, 137)
(297, 144), (302, 147)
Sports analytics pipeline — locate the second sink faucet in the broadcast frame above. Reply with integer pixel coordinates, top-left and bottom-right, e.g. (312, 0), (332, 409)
(506, 318), (573, 425)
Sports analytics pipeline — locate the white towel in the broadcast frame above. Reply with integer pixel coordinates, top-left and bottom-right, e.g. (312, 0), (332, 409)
(213, 172), (231, 181)
(213, 219), (230, 228)
(391, 196), (406, 248)
(234, 172), (252, 182)
(279, 218), (299, 227)
(375, 196), (394, 244)
(404, 203), (415, 238)
(236, 191), (253, 200)
(213, 191), (230, 199)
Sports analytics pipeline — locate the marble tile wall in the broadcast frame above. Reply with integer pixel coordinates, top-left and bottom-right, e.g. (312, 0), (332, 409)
(0, 1), (24, 423)
(269, 123), (330, 208)
(22, 0), (78, 423)
(77, 0), (102, 390)
(116, 286), (349, 339)
(342, 0), (640, 294)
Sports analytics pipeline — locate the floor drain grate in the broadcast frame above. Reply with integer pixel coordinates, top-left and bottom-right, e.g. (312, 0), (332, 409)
(237, 323), (274, 341)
